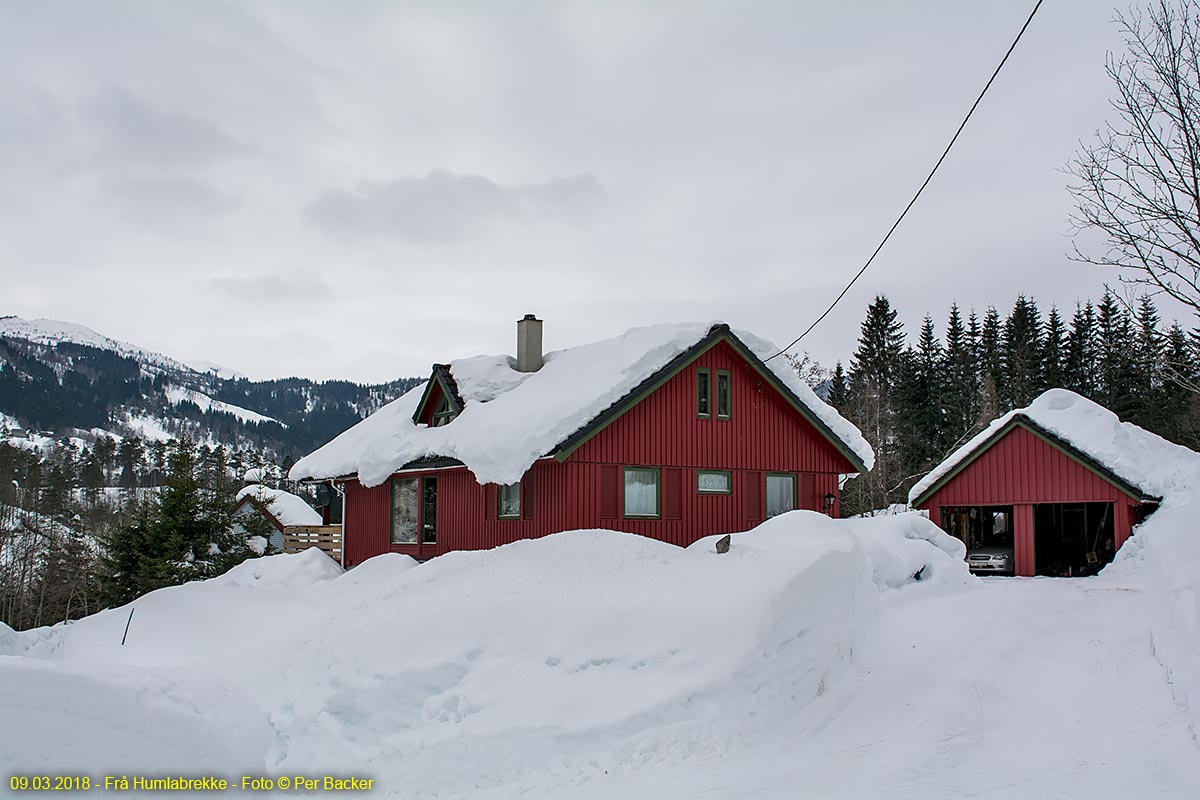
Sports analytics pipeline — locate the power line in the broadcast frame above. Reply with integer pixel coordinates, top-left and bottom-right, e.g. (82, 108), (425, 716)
(764, 0), (1045, 362)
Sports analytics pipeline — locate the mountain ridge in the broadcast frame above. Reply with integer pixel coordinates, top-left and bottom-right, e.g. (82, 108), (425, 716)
(0, 315), (421, 460)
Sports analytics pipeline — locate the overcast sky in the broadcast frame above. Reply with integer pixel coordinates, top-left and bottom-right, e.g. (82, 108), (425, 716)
(0, 0), (1160, 383)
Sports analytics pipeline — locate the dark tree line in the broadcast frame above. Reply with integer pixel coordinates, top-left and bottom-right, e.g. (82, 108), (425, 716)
(0, 335), (421, 459)
(0, 436), (296, 630)
(826, 292), (1200, 516)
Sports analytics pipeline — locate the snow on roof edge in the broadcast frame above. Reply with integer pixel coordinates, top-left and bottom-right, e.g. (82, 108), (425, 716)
(908, 389), (1200, 504)
(289, 322), (875, 487)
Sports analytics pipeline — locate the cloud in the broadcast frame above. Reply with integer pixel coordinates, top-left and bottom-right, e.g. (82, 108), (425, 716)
(207, 274), (333, 304)
(306, 169), (604, 244)
(87, 89), (250, 171)
(101, 176), (236, 224)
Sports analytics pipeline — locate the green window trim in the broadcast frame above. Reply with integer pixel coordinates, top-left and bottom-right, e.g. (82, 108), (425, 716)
(764, 471), (798, 518)
(622, 466), (662, 519)
(715, 370), (732, 419)
(697, 469), (732, 495)
(432, 396), (457, 427)
(696, 368), (712, 418)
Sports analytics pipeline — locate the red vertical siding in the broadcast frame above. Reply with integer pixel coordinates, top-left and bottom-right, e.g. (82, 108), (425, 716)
(339, 338), (862, 564)
(568, 340), (851, 474)
(919, 425), (1140, 508)
(916, 423), (1143, 572)
(1014, 504), (1035, 577)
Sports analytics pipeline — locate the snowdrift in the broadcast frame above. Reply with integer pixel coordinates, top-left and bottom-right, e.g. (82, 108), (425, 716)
(0, 513), (964, 792)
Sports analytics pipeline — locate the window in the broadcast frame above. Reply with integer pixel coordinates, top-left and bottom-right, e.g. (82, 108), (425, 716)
(390, 477), (419, 544)
(697, 470), (732, 494)
(498, 482), (521, 519)
(432, 396), (456, 427)
(623, 467), (660, 518)
(421, 477), (438, 544)
(715, 370), (731, 419)
(696, 368), (711, 418)
(765, 473), (797, 518)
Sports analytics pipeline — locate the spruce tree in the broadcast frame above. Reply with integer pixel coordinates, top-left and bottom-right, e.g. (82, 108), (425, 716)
(900, 315), (946, 476)
(1097, 292), (1137, 416)
(977, 306), (1004, 423)
(941, 304), (979, 446)
(843, 295), (907, 514)
(1001, 295), (1045, 408)
(827, 361), (849, 409)
(1064, 302), (1099, 398)
(1131, 295), (1165, 429)
(1043, 306), (1067, 390)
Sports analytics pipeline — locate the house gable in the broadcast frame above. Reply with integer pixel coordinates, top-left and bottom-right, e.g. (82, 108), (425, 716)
(562, 336), (857, 475)
(911, 417), (1158, 508)
(412, 365), (463, 427)
(232, 495), (286, 533)
(552, 325), (867, 474)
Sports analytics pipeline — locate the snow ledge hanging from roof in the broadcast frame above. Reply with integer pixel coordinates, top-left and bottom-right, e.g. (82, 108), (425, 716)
(289, 321), (875, 488)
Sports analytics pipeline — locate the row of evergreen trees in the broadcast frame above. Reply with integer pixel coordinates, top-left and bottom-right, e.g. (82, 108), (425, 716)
(0, 438), (283, 629)
(826, 293), (1200, 516)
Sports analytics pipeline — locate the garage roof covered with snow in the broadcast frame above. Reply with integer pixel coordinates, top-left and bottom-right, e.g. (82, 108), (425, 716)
(290, 322), (875, 488)
(909, 389), (1200, 506)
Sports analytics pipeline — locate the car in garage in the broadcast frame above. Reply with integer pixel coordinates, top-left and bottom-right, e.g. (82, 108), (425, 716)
(966, 546), (1014, 575)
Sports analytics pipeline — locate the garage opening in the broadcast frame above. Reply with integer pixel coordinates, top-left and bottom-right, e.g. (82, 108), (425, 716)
(1033, 502), (1115, 577)
(940, 505), (1014, 574)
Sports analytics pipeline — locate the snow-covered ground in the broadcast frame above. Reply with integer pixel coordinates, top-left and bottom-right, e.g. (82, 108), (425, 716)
(2, 503), (1198, 798)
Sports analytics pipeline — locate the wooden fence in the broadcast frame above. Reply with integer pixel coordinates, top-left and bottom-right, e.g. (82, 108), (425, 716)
(283, 525), (343, 561)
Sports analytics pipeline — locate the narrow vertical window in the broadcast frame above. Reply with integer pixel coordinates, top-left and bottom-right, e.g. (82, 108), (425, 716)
(765, 473), (797, 519)
(696, 368), (711, 418)
(716, 370), (731, 419)
(498, 482), (521, 519)
(390, 477), (419, 544)
(421, 477), (438, 544)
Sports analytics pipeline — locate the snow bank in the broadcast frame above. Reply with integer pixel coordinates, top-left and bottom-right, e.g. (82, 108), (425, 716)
(1104, 484), (1200, 735)
(3, 513), (958, 790)
(290, 322), (874, 487)
(0, 658), (271, 776)
(910, 388), (1200, 502)
(235, 484), (322, 527)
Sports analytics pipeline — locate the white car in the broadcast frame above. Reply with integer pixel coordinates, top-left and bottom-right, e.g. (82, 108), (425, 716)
(967, 546), (1013, 575)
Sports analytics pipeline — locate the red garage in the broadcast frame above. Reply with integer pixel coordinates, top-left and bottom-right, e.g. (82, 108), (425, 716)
(909, 390), (1172, 578)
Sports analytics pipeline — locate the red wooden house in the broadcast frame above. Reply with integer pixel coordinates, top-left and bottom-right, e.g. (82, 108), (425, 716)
(290, 317), (874, 565)
(908, 389), (1182, 577)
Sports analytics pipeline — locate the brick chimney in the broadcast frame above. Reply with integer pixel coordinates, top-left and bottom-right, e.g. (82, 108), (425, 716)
(516, 314), (543, 372)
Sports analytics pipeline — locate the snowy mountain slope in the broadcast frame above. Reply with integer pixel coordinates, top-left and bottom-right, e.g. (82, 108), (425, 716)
(0, 316), (200, 377)
(0, 315), (418, 457)
(164, 386), (280, 426)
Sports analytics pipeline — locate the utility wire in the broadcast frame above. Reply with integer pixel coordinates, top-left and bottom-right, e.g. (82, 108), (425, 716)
(765, 0), (1045, 362)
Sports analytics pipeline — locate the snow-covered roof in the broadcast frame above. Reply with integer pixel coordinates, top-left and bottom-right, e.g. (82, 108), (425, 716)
(909, 389), (1200, 505)
(235, 485), (322, 527)
(290, 322), (875, 488)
